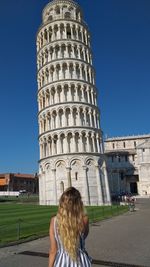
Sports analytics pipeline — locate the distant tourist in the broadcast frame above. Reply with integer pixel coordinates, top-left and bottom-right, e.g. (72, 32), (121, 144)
(48, 187), (92, 267)
(126, 194), (136, 212)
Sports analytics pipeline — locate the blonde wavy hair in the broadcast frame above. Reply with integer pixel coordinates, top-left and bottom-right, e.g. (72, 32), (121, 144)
(57, 187), (84, 261)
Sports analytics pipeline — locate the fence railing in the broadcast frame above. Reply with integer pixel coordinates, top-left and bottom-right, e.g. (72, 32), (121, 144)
(0, 205), (128, 247)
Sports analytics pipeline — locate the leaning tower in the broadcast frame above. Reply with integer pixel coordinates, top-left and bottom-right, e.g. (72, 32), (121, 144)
(37, 0), (111, 205)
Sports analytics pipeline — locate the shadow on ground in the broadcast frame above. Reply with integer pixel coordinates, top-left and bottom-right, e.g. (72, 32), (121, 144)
(19, 251), (147, 267)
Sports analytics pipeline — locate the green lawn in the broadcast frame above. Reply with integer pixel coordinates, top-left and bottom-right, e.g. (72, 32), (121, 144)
(0, 201), (128, 246)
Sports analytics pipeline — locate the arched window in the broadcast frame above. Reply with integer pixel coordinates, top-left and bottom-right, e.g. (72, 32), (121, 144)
(48, 15), (53, 21)
(55, 6), (60, 15)
(60, 181), (64, 193)
(75, 172), (78, 180)
(64, 12), (71, 19)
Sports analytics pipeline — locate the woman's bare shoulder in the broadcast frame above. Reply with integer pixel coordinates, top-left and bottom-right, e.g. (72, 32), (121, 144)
(50, 216), (56, 222)
(83, 214), (89, 224)
(83, 215), (89, 231)
(82, 215), (89, 238)
(49, 216), (56, 230)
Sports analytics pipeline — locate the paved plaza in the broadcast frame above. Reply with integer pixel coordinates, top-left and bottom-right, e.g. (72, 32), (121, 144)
(0, 198), (150, 267)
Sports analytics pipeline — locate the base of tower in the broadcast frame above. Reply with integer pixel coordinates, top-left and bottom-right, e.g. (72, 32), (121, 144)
(38, 154), (111, 206)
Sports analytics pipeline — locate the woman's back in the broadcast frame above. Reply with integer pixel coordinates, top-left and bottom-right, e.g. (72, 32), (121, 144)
(48, 187), (92, 267)
(53, 216), (91, 267)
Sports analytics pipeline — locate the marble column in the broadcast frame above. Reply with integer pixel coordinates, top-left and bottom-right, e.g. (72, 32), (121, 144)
(95, 165), (104, 205)
(83, 166), (90, 205)
(52, 168), (57, 204)
(66, 167), (72, 187)
(102, 160), (111, 204)
(96, 136), (100, 153)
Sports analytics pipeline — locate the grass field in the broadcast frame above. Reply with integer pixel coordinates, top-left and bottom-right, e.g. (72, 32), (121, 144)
(0, 197), (128, 246)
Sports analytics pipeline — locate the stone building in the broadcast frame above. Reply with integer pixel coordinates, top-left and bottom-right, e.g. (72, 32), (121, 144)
(0, 173), (38, 193)
(104, 134), (150, 197)
(137, 138), (150, 196)
(37, 0), (111, 205)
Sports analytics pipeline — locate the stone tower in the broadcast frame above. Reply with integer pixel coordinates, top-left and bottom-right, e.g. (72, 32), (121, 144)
(37, 0), (111, 205)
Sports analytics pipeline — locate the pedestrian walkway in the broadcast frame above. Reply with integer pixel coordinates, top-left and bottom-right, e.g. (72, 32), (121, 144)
(0, 199), (150, 267)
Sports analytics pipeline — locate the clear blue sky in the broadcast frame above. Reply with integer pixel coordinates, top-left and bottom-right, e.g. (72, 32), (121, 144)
(0, 0), (150, 174)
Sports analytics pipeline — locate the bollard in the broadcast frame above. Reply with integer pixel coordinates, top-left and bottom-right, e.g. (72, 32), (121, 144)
(129, 203), (135, 212)
(17, 219), (22, 240)
(117, 204), (119, 215)
(102, 206), (105, 218)
(111, 205), (113, 216)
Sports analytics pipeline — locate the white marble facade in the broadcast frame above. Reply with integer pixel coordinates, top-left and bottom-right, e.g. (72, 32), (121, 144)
(137, 139), (150, 196)
(37, 0), (111, 205)
(105, 134), (150, 197)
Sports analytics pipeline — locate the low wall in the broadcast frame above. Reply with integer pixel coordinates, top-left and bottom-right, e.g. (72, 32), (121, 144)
(0, 191), (20, 197)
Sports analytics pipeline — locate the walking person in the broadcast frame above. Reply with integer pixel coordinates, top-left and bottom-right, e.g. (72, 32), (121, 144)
(48, 187), (92, 267)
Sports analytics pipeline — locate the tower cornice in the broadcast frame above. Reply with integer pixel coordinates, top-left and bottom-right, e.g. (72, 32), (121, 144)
(42, 0), (81, 20)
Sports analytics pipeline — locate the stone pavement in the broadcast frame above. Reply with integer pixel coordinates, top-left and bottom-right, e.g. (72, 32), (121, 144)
(0, 198), (150, 267)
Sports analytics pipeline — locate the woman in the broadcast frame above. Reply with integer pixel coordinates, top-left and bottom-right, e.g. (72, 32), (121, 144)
(49, 187), (92, 267)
